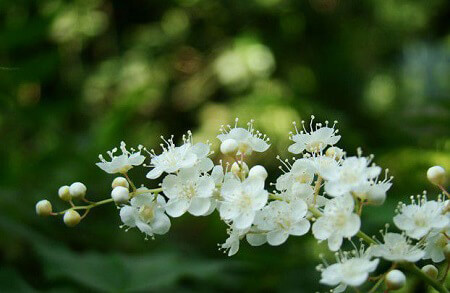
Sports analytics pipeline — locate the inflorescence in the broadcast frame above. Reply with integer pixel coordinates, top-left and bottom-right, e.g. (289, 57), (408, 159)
(36, 116), (449, 292)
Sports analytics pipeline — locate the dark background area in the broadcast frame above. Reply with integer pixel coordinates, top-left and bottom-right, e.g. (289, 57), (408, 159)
(0, 0), (449, 291)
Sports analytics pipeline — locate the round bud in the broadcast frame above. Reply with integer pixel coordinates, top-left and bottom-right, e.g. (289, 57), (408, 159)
(220, 139), (239, 156)
(231, 161), (249, 177)
(248, 165), (268, 180)
(385, 270), (406, 290)
(63, 210), (81, 227)
(427, 166), (446, 186)
(326, 147), (344, 160)
(111, 186), (130, 204)
(35, 200), (52, 216)
(421, 265), (438, 279)
(58, 185), (72, 201)
(445, 243), (450, 261)
(69, 182), (87, 200)
(112, 177), (129, 189)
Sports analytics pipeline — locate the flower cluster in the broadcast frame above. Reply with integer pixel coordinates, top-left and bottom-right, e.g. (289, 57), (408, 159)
(35, 117), (450, 293)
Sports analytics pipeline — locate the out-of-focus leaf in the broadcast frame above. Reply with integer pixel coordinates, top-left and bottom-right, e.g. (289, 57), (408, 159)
(35, 243), (237, 292)
(0, 267), (36, 293)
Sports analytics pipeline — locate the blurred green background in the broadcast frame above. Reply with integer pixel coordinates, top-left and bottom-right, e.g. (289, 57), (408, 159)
(0, 0), (449, 292)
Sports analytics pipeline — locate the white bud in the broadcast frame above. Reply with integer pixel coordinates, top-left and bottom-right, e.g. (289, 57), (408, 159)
(69, 182), (87, 200)
(220, 139), (239, 155)
(326, 147), (344, 160)
(427, 166), (446, 186)
(63, 210), (81, 227)
(58, 185), (72, 201)
(421, 265), (438, 279)
(35, 200), (52, 216)
(248, 165), (268, 180)
(231, 162), (249, 177)
(111, 186), (130, 204)
(112, 177), (129, 189)
(385, 270), (406, 290)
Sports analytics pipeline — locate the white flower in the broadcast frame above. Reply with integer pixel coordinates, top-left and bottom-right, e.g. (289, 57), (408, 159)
(219, 227), (248, 256)
(288, 116), (340, 154)
(319, 248), (379, 292)
(275, 158), (315, 194)
(310, 154), (340, 180)
(423, 231), (449, 263)
(162, 168), (215, 217)
(219, 176), (268, 229)
(254, 200), (310, 246)
(146, 132), (213, 179)
(120, 190), (171, 238)
(96, 141), (146, 174)
(371, 232), (425, 262)
(312, 194), (360, 251)
(324, 156), (381, 197)
(217, 119), (270, 156)
(393, 197), (448, 240)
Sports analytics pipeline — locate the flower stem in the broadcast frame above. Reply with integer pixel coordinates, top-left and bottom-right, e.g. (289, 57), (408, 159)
(401, 262), (449, 293)
(367, 275), (385, 293)
(55, 188), (163, 215)
(313, 176), (323, 205)
(124, 172), (137, 192)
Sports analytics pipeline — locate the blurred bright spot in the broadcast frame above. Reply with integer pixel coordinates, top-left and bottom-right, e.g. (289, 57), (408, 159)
(374, 0), (428, 31)
(161, 9), (190, 38)
(254, 0), (282, 7)
(50, 5), (108, 43)
(364, 74), (396, 114)
(214, 40), (275, 90)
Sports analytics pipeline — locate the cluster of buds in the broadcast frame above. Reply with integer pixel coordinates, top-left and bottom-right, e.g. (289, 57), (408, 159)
(36, 182), (87, 227)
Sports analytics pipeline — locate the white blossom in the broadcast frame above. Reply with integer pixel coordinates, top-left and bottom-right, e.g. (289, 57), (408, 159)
(120, 190), (171, 238)
(146, 132), (213, 179)
(254, 200), (310, 246)
(393, 196), (448, 239)
(96, 141), (146, 174)
(288, 116), (340, 154)
(162, 168), (215, 217)
(312, 194), (360, 251)
(371, 232), (425, 262)
(217, 119), (270, 156)
(319, 248), (379, 292)
(219, 226), (248, 256)
(423, 231), (449, 263)
(219, 176), (268, 229)
(275, 158), (315, 194)
(324, 156), (382, 197)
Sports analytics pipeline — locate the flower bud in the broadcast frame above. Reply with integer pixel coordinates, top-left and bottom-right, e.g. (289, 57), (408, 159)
(325, 147), (344, 160)
(35, 200), (52, 216)
(69, 182), (87, 200)
(248, 165), (268, 180)
(220, 139), (238, 155)
(112, 177), (129, 189)
(421, 265), (438, 279)
(111, 186), (130, 204)
(231, 161), (249, 177)
(63, 210), (81, 227)
(58, 185), (72, 201)
(385, 270), (406, 290)
(427, 166), (446, 186)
